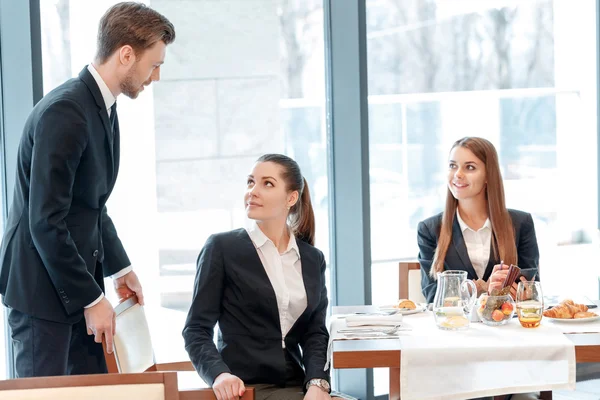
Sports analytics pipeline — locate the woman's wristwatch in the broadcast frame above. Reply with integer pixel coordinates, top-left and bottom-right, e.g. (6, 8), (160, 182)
(306, 378), (331, 393)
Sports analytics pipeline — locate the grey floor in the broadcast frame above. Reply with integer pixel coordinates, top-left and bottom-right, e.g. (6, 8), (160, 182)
(554, 380), (600, 400)
(553, 364), (600, 400)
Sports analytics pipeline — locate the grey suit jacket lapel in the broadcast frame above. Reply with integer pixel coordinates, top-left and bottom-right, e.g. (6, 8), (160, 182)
(482, 245), (497, 281)
(452, 216), (479, 278)
(239, 230), (283, 325)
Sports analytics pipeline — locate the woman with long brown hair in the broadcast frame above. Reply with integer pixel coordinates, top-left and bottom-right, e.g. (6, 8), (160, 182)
(183, 154), (333, 400)
(417, 137), (539, 303)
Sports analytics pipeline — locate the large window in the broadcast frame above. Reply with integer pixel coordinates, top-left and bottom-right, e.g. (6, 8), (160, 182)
(40, 0), (328, 366)
(0, 43), (5, 382)
(366, 0), (598, 395)
(0, 176), (4, 380)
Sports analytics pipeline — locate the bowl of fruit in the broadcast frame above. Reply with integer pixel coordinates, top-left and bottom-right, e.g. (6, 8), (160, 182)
(476, 293), (515, 326)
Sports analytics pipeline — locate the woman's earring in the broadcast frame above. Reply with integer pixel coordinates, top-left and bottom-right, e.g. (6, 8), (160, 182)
(287, 206), (291, 210)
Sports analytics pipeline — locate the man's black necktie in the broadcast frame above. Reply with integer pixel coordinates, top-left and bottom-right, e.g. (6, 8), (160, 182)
(109, 103), (117, 133)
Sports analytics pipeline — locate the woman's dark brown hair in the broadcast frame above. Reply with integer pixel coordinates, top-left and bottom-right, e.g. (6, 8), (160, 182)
(95, 2), (176, 63)
(257, 154), (316, 246)
(431, 137), (517, 277)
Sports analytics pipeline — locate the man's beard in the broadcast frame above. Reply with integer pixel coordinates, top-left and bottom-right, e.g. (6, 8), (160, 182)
(120, 65), (142, 99)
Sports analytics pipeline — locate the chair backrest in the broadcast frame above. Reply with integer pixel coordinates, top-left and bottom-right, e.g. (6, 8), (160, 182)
(399, 261), (427, 303)
(0, 371), (178, 400)
(106, 295), (156, 373)
(104, 297), (257, 400)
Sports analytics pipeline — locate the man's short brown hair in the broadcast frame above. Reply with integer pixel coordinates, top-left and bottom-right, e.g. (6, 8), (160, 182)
(96, 2), (176, 63)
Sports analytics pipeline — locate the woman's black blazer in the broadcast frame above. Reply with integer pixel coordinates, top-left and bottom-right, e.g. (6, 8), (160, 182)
(417, 209), (540, 303)
(182, 228), (330, 388)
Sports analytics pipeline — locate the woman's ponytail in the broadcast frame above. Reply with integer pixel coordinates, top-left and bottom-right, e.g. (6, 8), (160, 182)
(290, 177), (315, 246)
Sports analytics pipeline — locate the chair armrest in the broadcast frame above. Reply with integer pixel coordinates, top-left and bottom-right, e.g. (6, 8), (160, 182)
(153, 361), (196, 371)
(179, 387), (255, 400)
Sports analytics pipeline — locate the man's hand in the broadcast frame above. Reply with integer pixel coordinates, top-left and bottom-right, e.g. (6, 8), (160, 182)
(83, 297), (116, 353)
(114, 270), (144, 305)
(213, 372), (245, 400)
(304, 385), (331, 400)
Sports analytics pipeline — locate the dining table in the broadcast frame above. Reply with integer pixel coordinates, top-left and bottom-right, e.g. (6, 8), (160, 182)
(331, 303), (600, 400)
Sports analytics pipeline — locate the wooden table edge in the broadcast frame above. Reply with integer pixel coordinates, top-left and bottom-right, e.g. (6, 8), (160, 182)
(333, 334), (600, 369)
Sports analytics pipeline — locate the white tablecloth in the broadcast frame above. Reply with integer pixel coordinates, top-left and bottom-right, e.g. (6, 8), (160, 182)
(330, 311), (576, 400)
(345, 313), (403, 327)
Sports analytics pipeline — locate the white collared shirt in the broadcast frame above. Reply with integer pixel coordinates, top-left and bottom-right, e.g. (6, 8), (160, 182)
(456, 209), (492, 279)
(246, 223), (307, 348)
(87, 64), (116, 116)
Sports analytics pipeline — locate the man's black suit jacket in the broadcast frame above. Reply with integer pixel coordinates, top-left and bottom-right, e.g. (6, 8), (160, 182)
(417, 209), (540, 303)
(183, 229), (330, 389)
(0, 66), (130, 324)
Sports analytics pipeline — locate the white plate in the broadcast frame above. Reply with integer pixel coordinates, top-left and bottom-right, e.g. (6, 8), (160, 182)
(378, 303), (427, 315)
(545, 315), (600, 323)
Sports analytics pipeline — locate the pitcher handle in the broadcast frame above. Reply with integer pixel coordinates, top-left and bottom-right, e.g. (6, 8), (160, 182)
(461, 279), (477, 312)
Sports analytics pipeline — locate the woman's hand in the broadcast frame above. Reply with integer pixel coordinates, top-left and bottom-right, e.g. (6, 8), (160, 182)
(304, 386), (332, 400)
(509, 276), (529, 300)
(489, 265), (529, 299)
(488, 263), (509, 293)
(473, 279), (488, 296)
(213, 372), (245, 400)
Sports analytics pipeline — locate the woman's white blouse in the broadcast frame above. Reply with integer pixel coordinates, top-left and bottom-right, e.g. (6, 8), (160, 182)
(456, 209), (491, 279)
(246, 223), (307, 348)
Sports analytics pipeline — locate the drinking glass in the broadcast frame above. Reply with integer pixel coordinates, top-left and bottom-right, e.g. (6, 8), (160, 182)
(516, 281), (543, 328)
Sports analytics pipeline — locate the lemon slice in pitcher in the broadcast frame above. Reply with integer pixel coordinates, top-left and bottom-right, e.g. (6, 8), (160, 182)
(440, 316), (469, 329)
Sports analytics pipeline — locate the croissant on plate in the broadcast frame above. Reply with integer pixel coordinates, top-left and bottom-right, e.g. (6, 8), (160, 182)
(395, 299), (416, 310)
(543, 300), (589, 319)
(574, 311), (597, 319)
(543, 304), (573, 318)
(561, 299), (588, 312)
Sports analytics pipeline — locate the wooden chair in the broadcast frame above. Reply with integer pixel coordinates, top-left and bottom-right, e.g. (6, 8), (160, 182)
(398, 261), (426, 303)
(104, 295), (254, 400)
(0, 371), (179, 400)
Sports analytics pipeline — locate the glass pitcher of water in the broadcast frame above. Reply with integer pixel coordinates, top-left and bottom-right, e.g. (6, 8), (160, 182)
(433, 270), (477, 330)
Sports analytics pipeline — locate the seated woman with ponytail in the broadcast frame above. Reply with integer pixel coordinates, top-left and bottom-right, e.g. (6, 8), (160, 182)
(183, 154), (333, 400)
(417, 137), (540, 304)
